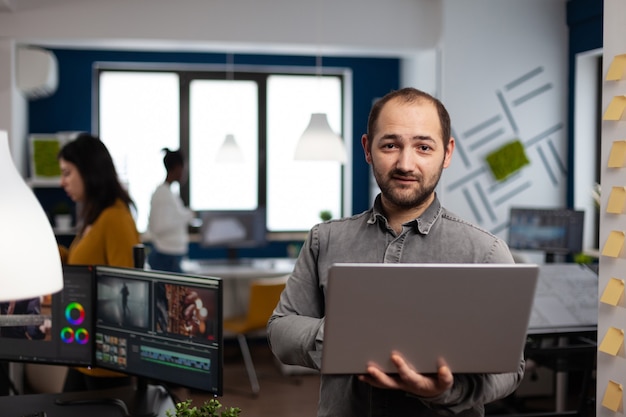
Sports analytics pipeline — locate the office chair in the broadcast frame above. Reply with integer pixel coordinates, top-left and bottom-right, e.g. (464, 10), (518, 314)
(223, 275), (288, 395)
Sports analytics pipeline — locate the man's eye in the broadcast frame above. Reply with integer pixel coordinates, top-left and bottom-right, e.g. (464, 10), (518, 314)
(418, 145), (431, 152)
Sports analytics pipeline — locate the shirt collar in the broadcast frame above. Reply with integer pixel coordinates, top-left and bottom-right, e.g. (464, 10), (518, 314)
(368, 193), (443, 235)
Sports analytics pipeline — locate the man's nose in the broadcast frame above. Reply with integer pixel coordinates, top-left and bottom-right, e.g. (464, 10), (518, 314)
(396, 148), (415, 172)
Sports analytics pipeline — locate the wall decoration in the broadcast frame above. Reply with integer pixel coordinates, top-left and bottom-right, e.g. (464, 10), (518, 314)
(444, 65), (565, 236)
(485, 139), (529, 181)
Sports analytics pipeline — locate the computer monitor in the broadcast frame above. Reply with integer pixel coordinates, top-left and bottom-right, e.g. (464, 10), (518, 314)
(508, 207), (585, 262)
(199, 208), (267, 259)
(0, 265), (95, 366)
(93, 266), (223, 402)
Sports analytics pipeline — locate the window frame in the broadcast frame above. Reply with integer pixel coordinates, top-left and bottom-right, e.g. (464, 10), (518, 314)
(94, 62), (351, 237)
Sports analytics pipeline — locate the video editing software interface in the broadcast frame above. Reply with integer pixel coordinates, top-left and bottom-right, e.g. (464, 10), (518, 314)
(94, 266), (223, 395)
(0, 265), (94, 366)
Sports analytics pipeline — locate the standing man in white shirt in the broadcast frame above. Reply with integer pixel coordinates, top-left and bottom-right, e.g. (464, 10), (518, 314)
(147, 148), (195, 273)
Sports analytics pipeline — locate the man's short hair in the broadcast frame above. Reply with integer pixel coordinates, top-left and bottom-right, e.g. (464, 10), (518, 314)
(366, 87), (451, 149)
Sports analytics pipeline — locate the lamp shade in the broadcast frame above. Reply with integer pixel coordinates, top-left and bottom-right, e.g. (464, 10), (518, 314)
(0, 131), (63, 301)
(294, 113), (347, 163)
(216, 133), (244, 163)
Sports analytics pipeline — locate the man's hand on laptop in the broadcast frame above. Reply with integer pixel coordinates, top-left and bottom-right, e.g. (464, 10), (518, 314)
(358, 352), (453, 397)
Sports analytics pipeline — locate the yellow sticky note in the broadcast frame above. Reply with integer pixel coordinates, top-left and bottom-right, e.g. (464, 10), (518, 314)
(604, 96), (626, 121)
(608, 187), (626, 214)
(602, 380), (623, 412)
(603, 231), (626, 258)
(599, 327), (625, 356)
(608, 141), (626, 168)
(601, 278), (625, 306)
(607, 54), (626, 81)
(598, 327), (624, 356)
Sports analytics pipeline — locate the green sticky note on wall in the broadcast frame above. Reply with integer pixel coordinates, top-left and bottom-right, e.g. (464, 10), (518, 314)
(485, 139), (529, 181)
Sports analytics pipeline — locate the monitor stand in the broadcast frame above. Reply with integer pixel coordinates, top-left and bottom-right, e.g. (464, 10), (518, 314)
(126, 379), (170, 417)
(226, 247), (240, 264)
(544, 252), (568, 264)
(54, 380), (171, 417)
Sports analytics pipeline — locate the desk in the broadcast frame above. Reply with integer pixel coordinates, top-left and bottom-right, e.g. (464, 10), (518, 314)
(0, 384), (175, 417)
(528, 263), (597, 335)
(524, 263), (598, 415)
(182, 258), (296, 279)
(182, 258), (296, 317)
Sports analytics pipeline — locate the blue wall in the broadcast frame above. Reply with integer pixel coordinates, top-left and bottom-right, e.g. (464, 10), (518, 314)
(28, 49), (400, 259)
(566, 0), (603, 207)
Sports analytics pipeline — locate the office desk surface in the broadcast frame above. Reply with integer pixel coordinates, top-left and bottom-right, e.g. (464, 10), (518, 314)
(182, 257), (296, 279)
(1, 384), (175, 417)
(182, 258), (295, 318)
(528, 263), (598, 334)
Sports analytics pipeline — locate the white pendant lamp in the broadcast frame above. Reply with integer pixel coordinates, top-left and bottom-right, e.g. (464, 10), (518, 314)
(0, 130), (63, 301)
(216, 133), (244, 163)
(294, 113), (347, 163)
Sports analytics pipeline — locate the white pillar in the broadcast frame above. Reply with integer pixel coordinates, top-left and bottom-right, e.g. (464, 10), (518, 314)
(0, 38), (29, 176)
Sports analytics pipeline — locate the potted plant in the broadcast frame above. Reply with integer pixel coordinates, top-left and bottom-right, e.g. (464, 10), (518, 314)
(166, 399), (241, 417)
(52, 201), (73, 231)
(319, 210), (332, 222)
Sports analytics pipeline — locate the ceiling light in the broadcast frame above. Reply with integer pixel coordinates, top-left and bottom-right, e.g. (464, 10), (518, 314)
(216, 133), (244, 163)
(294, 113), (347, 163)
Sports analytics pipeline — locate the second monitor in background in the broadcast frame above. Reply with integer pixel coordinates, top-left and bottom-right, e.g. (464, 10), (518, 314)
(508, 207), (585, 263)
(199, 208), (267, 261)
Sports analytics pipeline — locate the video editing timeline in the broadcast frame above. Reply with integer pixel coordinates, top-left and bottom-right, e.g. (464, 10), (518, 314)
(94, 266), (223, 395)
(140, 345), (212, 371)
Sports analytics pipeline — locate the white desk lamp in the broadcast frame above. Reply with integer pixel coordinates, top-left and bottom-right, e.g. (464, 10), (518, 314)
(0, 130), (63, 301)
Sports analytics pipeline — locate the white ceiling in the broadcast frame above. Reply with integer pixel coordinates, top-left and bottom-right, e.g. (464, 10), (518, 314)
(0, 0), (442, 57)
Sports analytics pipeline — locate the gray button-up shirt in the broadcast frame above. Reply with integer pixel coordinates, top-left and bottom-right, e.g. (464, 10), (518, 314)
(268, 194), (524, 417)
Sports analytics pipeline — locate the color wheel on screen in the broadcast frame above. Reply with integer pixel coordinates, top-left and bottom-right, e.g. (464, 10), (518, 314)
(60, 327), (75, 343)
(60, 327), (90, 344)
(65, 302), (85, 325)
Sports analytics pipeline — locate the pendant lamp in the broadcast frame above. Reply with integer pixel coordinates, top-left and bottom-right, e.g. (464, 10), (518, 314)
(216, 133), (244, 163)
(0, 130), (63, 301)
(294, 113), (347, 163)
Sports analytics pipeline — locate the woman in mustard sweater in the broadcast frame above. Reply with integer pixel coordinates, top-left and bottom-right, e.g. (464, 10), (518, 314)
(57, 133), (140, 391)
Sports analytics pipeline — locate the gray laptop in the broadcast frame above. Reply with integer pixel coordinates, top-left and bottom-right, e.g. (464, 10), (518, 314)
(321, 263), (539, 374)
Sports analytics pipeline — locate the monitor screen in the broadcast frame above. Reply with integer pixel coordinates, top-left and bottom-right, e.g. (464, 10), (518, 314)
(0, 265), (95, 366)
(93, 266), (223, 395)
(199, 208), (266, 249)
(508, 207), (585, 255)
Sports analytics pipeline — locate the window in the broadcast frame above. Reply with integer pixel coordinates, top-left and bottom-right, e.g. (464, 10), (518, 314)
(97, 66), (347, 235)
(266, 75), (343, 231)
(99, 71), (180, 232)
(188, 79), (259, 210)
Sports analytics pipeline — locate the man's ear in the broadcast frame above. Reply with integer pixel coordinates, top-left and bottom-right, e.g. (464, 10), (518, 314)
(443, 137), (455, 168)
(362, 134), (372, 164)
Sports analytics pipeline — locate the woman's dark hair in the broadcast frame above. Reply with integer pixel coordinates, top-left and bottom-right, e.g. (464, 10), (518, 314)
(58, 133), (134, 230)
(162, 148), (184, 173)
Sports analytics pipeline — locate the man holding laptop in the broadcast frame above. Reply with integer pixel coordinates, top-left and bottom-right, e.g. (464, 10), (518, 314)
(267, 87), (524, 416)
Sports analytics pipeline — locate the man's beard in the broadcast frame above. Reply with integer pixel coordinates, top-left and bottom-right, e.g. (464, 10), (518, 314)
(373, 165), (443, 209)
